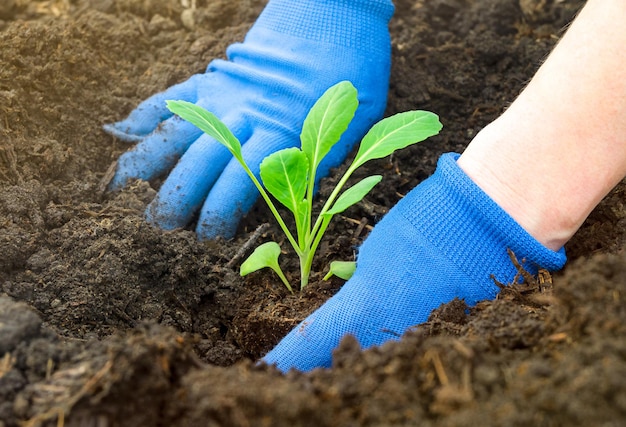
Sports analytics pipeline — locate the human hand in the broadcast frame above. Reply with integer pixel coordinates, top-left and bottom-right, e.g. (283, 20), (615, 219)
(104, 0), (395, 239)
(262, 153), (567, 372)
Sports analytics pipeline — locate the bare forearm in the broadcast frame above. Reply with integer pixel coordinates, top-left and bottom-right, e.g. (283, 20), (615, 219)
(459, 0), (626, 250)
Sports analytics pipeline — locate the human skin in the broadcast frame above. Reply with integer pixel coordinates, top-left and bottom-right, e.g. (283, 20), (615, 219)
(458, 0), (626, 251)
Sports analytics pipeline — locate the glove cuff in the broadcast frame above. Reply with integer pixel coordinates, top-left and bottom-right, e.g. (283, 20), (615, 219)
(405, 152), (567, 290)
(249, 0), (394, 52)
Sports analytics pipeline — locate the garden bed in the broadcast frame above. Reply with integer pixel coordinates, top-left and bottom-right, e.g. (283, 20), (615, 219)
(2, 0), (626, 425)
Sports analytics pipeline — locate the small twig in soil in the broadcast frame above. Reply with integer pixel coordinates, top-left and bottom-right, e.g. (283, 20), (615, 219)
(491, 248), (554, 306)
(352, 217), (369, 240)
(340, 215), (373, 234)
(24, 360), (114, 427)
(226, 223), (270, 269)
(97, 160), (118, 197)
(506, 248), (536, 285)
(425, 346), (475, 415)
(0, 353), (15, 378)
(112, 306), (137, 328)
(0, 144), (23, 184)
(424, 349), (450, 386)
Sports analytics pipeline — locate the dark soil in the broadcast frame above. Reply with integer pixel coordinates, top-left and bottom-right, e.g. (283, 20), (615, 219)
(2, 0), (626, 425)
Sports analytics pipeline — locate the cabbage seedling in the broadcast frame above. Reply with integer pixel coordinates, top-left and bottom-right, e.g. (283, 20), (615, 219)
(166, 81), (442, 291)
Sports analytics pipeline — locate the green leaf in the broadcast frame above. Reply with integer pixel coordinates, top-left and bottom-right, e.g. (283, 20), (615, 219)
(240, 241), (281, 276)
(323, 261), (356, 281)
(325, 175), (382, 216)
(260, 148), (309, 215)
(240, 242), (292, 293)
(295, 199), (309, 242)
(166, 100), (243, 162)
(301, 81), (358, 171)
(352, 111), (442, 170)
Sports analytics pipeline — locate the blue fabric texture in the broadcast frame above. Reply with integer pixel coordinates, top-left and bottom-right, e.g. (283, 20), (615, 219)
(104, 0), (395, 239)
(262, 153), (567, 372)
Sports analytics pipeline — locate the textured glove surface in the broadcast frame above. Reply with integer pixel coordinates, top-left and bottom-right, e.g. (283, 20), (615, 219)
(262, 153), (567, 372)
(104, 0), (395, 239)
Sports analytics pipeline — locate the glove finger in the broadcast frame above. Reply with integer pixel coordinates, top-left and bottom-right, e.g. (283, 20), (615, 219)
(145, 115), (253, 230)
(196, 128), (297, 240)
(103, 74), (204, 142)
(108, 114), (203, 190)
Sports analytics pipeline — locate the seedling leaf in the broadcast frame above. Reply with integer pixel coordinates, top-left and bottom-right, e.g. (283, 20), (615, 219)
(323, 260), (357, 281)
(260, 148), (309, 215)
(301, 81), (358, 172)
(325, 175), (382, 216)
(296, 199), (309, 244)
(166, 100), (243, 162)
(352, 111), (442, 170)
(168, 81), (442, 291)
(240, 241), (292, 293)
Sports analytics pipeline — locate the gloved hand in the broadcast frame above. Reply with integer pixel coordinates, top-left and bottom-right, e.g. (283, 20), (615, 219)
(262, 153), (567, 372)
(104, 0), (395, 239)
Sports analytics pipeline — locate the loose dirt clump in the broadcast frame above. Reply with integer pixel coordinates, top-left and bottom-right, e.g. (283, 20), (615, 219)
(2, 0), (626, 425)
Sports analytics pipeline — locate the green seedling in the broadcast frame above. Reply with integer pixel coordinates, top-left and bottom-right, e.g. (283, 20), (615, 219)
(323, 260), (357, 281)
(166, 81), (442, 292)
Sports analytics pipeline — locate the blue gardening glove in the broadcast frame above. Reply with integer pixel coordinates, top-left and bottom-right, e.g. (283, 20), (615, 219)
(262, 153), (567, 372)
(104, 0), (395, 239)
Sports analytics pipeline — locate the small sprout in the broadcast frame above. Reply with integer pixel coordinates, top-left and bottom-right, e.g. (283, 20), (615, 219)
(240, 241), (292, 293)
(323, 260), (357, 281)
(167, 81), (442, 291)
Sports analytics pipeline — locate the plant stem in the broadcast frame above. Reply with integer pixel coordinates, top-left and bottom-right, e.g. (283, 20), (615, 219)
(305, 160), (317, 247)
(274, 265), (293, 294)
(307, 163), (358, 248)
(298, 163), (360, 288)
(300, 214), (332, 289)
(241, 163), (303, 257)
(299, 251), (311, 289)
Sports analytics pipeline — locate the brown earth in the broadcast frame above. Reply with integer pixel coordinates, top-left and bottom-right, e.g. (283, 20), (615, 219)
(2, 0), (626, 425)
